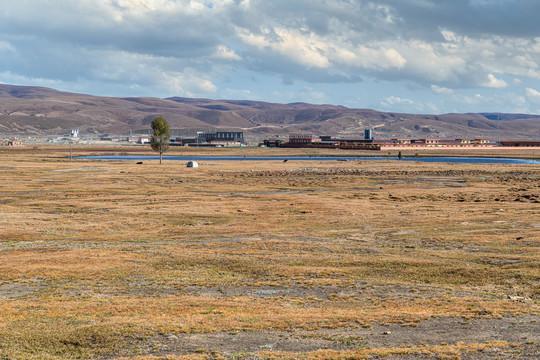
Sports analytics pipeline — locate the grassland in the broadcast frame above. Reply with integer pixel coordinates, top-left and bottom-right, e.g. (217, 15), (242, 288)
(0, 145), (538, 359)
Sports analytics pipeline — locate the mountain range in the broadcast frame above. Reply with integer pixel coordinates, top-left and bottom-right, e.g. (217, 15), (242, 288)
(1, 84), (539, 140)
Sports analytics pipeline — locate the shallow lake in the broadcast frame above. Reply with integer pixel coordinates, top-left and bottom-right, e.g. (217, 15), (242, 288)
(75, 155), (540, 164)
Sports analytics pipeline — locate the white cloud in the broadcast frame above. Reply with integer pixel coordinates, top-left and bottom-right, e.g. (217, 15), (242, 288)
(526, 87), (540, 102)
(440, 29), (462, 43)
(78, 49), (220, 96)
(381, 96), (414, 106)
(450, 91), (529, 113)
(237, 25), (406, 73)
(0, 41), (15, 53)
(391, 40), (468, 85)
(161, 70), (217, 95)
(353, 46), (406, 70)
(431, 85), (454, 94)
(237, 27), (331, 68)
(213, 45), (241, 60)
(483, 74), (508, 88)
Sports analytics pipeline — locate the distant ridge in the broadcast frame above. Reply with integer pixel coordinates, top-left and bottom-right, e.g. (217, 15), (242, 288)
(1, 84), (539, 139)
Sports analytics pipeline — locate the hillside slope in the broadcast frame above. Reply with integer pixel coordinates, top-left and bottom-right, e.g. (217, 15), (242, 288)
(1, 84), (539, 139)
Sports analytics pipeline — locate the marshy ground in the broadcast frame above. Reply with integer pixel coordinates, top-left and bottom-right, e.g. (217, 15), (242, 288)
(0, 146), (538, 359)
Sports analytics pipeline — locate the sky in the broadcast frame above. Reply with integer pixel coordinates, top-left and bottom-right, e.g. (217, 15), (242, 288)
(1, 0), (540, 114)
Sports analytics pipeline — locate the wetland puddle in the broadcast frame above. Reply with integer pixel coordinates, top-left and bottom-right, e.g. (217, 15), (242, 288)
(75, 155), (540, 164)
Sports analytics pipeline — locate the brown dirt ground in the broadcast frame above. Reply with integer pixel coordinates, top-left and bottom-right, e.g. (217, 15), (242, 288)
(0, 146), (538, 359)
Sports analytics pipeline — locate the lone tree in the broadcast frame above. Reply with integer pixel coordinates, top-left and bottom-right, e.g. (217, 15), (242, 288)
(150, 115), (170, 164)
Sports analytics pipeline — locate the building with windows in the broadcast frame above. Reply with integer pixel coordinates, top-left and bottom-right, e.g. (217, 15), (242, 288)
(279, 133), (496, 150)
(196, 131), (244, 145)
(287, 134), (313, 147)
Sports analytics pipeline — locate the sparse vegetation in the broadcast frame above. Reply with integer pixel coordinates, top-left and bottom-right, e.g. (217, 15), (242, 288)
(0, 145), (538, 359)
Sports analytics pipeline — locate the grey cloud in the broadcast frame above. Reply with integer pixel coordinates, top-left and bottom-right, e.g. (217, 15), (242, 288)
(232, 1), (403, 41)
(385, 0), (540, 38)
(0, 1), (222, 57)
(244, 53), (364, 85)
(1, 0), (539, 108)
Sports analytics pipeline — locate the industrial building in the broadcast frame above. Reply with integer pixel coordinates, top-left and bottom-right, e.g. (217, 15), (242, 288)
(279, 130), (495, 150)
(197, 131), (244, 145)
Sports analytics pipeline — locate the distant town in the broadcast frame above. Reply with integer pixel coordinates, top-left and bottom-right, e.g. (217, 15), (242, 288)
(1, 129), (540, 149)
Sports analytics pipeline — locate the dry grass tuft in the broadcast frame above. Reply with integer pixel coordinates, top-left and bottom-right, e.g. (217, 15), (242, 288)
(0, 146), (538, 358)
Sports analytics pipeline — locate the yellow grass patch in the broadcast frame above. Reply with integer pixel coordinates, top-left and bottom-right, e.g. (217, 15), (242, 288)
(0, 146), (538, 359)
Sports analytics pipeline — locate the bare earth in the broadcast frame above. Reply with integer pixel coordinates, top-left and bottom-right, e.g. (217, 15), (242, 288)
(0, 145), (538, 359)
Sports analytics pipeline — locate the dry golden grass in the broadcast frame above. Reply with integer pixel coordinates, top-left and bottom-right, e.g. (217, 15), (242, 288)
(0, 145), (538, 359)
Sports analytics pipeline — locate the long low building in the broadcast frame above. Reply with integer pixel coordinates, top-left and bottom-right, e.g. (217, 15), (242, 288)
(0, 141), (25, 146)
(500, 141), (540, 147)
(282, 135), (495, 150)
(197, 131), (244, 145)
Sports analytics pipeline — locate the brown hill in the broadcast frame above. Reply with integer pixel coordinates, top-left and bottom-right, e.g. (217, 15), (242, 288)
(1, 84), (539, 139)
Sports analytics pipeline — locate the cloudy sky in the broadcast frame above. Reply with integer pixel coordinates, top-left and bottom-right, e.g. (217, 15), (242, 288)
(1, 0), (540, 114)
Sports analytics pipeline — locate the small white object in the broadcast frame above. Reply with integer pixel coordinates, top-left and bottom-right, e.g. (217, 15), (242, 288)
(187, 161), (199, 168)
